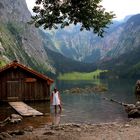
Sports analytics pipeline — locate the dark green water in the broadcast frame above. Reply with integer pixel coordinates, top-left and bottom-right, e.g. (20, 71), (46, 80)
(0, 79), (138, 131)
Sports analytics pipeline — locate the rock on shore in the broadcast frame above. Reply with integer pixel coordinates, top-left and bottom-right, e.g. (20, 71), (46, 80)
(125, 101), (140, 118)
(4, 119), (140, 140)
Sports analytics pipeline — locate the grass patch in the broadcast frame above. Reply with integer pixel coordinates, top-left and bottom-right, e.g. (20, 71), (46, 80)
(0, 60), (7, 67)
(58, 69), (108, 80)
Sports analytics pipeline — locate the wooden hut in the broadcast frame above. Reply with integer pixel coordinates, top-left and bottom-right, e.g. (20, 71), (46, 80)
(0, 60), (54, 101)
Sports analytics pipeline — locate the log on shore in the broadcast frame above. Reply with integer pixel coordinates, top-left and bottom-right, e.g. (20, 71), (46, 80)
(103, 97), (140, 118)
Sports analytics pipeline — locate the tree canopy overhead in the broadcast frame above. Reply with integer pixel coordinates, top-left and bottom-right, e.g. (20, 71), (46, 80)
(32, 0), (115, 37)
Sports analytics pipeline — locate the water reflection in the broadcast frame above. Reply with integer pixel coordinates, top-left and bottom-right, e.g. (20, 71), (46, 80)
(0, 78), (139, 131)
(0, 101), (52, 132)
(51, 112), (61, 125)
(55, 79), (137, 123)
(0, 103), (16, 121)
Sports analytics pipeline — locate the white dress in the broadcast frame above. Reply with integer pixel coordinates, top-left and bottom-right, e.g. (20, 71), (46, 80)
(52, 91), (60, 105)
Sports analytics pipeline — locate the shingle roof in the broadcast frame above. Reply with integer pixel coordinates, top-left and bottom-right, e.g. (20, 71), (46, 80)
(0, 60), (54, 85)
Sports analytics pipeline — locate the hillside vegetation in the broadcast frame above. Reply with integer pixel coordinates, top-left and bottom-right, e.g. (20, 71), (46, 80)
(44, 47), (97, 75)
(99, 14), (140, 78)
(0, 0), (55, 75)
(58, 70), (108, 80)
(0, 59), (6, 67)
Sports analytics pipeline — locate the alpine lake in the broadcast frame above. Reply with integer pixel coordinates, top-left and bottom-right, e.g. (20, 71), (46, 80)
(0, 78), (138, 132)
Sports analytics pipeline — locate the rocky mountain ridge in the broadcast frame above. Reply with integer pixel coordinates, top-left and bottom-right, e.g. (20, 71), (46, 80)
(97, 14), (140, 78)
(42, 21), (123, 63)
(41, 13), (140, 77)
(42, 14), (140, 64)
(0, 0), (55, 74)
(108, 14), (140, 58)
(1, 0), (140, 78)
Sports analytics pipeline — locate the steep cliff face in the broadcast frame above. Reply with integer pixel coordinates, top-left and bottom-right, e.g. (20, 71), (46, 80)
(0, 0), (30, 22)
(0, 0), (55, 73)
(108, 14), (140, 58)
(42, 22), (123, 63)
(43, 14), (140, 65)
(98, 14), (140, 78)
(41, 13), (140, 78)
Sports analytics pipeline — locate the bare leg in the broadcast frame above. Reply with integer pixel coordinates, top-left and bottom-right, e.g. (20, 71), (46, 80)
(54, 105), (57, 114)
(58, 105), (62, 113)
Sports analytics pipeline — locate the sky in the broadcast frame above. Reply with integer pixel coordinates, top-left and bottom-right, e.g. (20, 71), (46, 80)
(26, 0), (140, 20)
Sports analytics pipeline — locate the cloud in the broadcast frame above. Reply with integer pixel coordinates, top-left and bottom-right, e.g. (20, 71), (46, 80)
(101, 0), (140, 20)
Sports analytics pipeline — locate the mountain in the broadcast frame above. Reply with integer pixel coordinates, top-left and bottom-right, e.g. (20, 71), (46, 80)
(108, 14), (140, 57)
(42, 14), (139, 63)
(0, 0), (98, 76)
(1, 0), (140, 78)
(99, 14), (140, 78)
(44, 47), (97, 75)
(99, 45), (140, 78)
(41, 13), (140, 78)
(0, 0), (55, 74)
(42, 21), (123, 63)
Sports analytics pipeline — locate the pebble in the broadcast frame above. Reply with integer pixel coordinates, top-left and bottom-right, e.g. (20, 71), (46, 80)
(0, 135), (4, 140)
(9, 130), (25, 136)
(72, 124), (81, 128)
(124, 124), (130, 127)
(43, 131), (55, 135)
(76, 128), (81, 132)
(0, 132), (12, 139)
(24, 126), (34, 132)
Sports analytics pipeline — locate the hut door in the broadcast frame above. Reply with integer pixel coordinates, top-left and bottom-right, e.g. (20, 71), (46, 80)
(7, 81), (20, 101)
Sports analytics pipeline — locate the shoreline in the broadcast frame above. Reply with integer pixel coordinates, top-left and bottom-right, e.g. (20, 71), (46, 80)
(1, 118), (140, 140)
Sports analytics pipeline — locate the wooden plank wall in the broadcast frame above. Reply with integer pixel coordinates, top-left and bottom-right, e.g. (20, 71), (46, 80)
(0, 67), (50, 101)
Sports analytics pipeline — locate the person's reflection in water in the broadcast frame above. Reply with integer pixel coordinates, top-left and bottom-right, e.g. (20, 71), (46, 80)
(52, 112), (61, 125)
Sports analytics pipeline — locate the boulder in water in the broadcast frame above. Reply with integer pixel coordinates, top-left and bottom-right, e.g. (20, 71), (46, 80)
(10, 114), (23, 124)
(124, 104), (136, 113)
(135, 80), (140, 94)
(135, 101), (140, 107)
(128, 109), (140, 118)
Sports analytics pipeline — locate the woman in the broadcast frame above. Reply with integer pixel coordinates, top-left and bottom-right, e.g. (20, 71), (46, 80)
(50, 87), (62, 113)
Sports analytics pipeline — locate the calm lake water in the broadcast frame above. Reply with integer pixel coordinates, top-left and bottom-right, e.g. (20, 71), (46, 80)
(56, 79), (137, 124)
(0, 79), (138, 131)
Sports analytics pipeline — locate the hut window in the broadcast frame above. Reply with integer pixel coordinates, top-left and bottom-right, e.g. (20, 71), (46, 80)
(25, 78), (37, 83)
